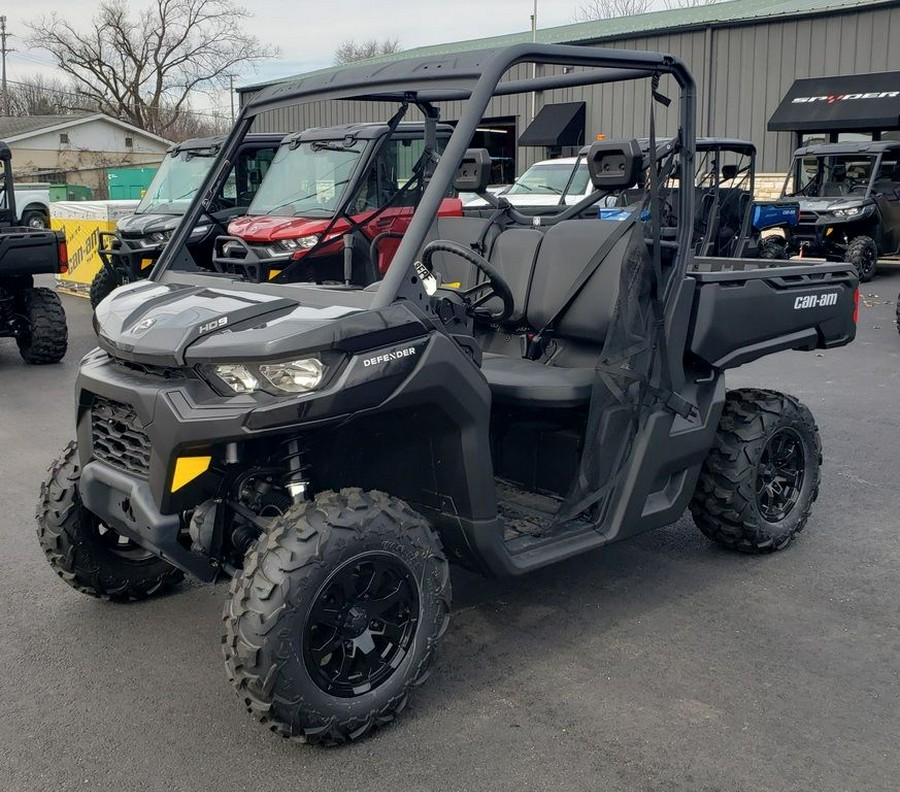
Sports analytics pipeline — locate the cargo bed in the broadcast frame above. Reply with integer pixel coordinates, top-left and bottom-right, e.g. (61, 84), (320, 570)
(686, 256), (858, 368)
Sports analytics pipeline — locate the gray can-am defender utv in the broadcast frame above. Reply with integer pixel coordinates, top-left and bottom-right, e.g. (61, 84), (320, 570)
(90, 134), (282, 308)
(36, 45), (858, 745)
(772, 140), (900, 281)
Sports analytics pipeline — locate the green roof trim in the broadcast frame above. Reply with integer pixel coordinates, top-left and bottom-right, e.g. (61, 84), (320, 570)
(238, 0), (898, 94)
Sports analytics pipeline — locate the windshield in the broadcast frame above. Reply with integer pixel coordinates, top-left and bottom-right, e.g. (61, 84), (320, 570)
(695, 148), (753, 189)
(246, 141), (364, 217)
(506, 161), (577, 196)
(562, 161), (591, 199)
(136, 149), (216, 214)
(785, 154), (877, 198)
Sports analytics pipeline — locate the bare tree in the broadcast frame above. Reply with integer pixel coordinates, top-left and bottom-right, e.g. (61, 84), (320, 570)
(166, 107), (231, 142)
(664, 0), (722, 8)
(25, 0), (276, 137)
(334, 37), (401, 65)
(6, 74), (89, 116)
(574, 0), (653, 21)
(575, 0), (723, 19)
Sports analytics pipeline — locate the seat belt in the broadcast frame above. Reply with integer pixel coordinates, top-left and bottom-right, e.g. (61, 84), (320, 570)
(646, 76), (694, 419)
(525, 202), (644, 360)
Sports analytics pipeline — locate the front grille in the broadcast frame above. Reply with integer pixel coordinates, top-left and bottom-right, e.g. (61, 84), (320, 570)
(110, 357), (188, 380)
(798, 211), (819, 224)
(91, 397), (151, 477)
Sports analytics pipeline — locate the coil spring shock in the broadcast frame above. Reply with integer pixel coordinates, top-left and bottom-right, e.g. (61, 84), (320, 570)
(280, 436), (311, 502)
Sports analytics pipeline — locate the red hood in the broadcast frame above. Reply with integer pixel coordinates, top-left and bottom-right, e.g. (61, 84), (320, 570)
(227, 200), (462, 244)
(227, 213), (369, 243)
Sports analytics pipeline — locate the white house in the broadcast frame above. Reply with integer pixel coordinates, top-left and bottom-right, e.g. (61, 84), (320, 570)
(0, 113), (172, 195)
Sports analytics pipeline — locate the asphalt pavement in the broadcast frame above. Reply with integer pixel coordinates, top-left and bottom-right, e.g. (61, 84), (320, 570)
(1, 274), (898, 792)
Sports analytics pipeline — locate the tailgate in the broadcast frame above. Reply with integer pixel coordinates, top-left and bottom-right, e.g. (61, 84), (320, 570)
(0, 229), (64, 276)
(687, 258), (857, 368)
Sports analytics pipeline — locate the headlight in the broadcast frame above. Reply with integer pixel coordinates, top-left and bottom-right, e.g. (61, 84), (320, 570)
(259, 358), (325, 392)
(277, 235), (319, 251)
(213, 364), (259, 393)
(147, 229), (174, 243)
(209, 357), (327, 395)
(833, 206), (867, 218)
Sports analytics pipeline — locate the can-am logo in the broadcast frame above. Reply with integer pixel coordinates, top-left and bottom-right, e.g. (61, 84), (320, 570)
(362, 346), (418, 367)
(794, 293), (838, 310)
(792, 91), (899, 105)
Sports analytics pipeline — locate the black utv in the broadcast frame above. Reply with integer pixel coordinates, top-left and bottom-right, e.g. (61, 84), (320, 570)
(0, 141), (68, 364)
(90, 134), (282, 307)
(37, 45), (858, 745)
(771, 140), (900, 281)
(613, 137), (763, 258)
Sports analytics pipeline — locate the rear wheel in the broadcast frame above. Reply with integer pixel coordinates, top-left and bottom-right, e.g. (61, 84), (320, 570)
(690, 388), (822, 553)
(846, 235), (877, 282)
(36, 442), (183, 600)
(16, 287), (67, 364)
(224, 488), (451, 745)
(90, 267), (126, 309)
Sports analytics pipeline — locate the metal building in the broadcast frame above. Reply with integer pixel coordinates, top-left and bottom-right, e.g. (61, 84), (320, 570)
(238, 0), (900, 182)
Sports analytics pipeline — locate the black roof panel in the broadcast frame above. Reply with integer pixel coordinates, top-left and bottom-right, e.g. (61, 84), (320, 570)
(793, 140), (900, 156)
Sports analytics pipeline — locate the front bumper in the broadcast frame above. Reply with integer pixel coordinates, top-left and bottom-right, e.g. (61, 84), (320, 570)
(78, 459), (218, 579)
(789, 213), (873, 258)
(74, 333), (432, 575)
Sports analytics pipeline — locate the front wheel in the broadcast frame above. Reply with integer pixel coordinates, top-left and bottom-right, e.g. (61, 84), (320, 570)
(759, 236), (786, 260)
(90, 267), (127, 309)
(16, 287), (67, 364)
(224, 489), (451, 745)
(36, 442), (184, 599)
(690, 389), (822, 553)
(846, 235), (877, 282)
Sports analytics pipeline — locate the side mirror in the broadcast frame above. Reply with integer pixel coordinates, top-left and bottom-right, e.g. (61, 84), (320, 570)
(453, 148), (492, 193)
(721, 164), (738, 181)
(587, 138), (643, 191)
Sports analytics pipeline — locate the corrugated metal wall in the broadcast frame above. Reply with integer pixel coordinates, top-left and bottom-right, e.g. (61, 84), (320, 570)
(244, 3), (900, 173)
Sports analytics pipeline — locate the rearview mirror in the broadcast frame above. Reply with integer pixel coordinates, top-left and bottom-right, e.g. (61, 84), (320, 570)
(587, 138), (643, 191)
(453, 148), (492, 193)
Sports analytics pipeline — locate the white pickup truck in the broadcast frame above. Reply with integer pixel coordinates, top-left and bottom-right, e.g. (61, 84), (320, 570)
(0, 182), (51, 228)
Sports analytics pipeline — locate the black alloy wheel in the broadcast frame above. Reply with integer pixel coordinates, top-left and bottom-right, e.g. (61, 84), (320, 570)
(304, 552), (420, 698)
(755, 428), (805, 523)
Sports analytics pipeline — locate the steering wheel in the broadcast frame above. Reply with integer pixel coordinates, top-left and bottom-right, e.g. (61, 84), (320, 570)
(421, 240), (515, 323)
(199, 206), (230, 235)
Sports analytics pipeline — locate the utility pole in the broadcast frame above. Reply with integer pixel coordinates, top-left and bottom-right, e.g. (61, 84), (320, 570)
(229, 74), (235, 124)
(0, 17), (10, 116)
(530, 0), (538, 123)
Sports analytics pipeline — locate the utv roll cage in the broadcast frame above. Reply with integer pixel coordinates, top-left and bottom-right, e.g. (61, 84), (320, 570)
(784, 140), (900, 199)
(153, 44), (696, 304)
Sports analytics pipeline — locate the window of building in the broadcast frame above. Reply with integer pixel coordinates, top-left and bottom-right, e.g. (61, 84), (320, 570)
(125, 136), (133, 148)
(59, 133), (69, 144)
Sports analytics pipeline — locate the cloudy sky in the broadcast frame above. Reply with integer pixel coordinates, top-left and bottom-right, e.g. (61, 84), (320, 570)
(7, 0), (657, 106)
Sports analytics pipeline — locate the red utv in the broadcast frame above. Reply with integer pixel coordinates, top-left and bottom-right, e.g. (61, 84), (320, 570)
(221, 122), (462, 284)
